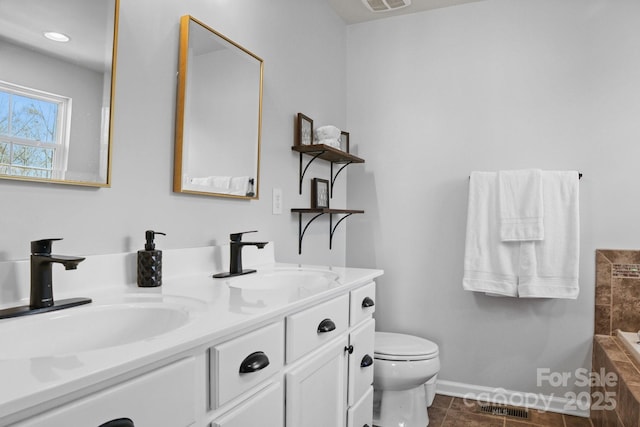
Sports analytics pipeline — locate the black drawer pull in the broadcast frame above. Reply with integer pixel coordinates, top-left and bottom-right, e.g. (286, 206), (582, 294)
(361, 354), (373, 368)
(362, 297), (375, 308)
(317, 318), (336, 333)
(239, 351), (270, 373)
(99, 419), (134, 427)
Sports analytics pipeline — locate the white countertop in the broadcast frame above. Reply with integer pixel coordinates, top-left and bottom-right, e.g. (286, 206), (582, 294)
(0, 251), (383, 422)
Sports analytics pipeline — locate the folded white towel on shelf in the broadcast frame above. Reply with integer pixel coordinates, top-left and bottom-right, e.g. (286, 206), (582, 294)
(498, 169), (544, 241)
(186, 176), (232, 191)
(188, 176), (212, 186)
(228, 176), (249, 196)
(211, 176), (232, 190)
(314, 125), (341, 141)
(317, 138), (341, 149)
(463, 170), (580, 299)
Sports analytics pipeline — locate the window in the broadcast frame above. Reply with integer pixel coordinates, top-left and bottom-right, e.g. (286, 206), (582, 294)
(0, 81), (71, 179)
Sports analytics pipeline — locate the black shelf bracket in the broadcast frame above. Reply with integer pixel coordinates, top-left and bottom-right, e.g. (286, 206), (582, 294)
(296, 211), (325, 254)
(292, 209), (364, 254)
(298, 150), (324, 194)
(329, 212), (354, 250)
(330, 161), (352, 198)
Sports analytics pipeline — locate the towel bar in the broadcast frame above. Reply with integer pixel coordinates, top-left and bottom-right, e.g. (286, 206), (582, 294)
(468, 172), (582, 179)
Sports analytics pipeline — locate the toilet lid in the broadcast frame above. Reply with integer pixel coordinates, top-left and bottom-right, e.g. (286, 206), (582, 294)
(374, 332), (439, 361)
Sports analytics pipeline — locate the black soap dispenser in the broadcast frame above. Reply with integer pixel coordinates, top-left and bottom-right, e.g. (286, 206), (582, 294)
(137, 230), (166, 287)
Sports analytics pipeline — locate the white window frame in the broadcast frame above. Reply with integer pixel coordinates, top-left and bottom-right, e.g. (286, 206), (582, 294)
(0, 80), (72, 180)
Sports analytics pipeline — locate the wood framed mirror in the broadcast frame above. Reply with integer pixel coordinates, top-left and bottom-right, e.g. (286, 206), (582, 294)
(0, 0), (119, 187)
(174, 15), (263, 199)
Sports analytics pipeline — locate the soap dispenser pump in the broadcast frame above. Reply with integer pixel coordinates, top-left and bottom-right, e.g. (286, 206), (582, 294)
(137, 230), (166, 287)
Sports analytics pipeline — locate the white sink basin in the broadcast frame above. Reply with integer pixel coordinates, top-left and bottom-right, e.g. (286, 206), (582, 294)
(0, 295), (205, 359)
(227, 269), (340, 291)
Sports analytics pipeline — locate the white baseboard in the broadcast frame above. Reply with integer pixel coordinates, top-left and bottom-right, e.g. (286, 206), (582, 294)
(435, 379), (590, 418)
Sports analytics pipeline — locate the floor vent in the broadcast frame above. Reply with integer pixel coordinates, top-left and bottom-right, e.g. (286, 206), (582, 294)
(479, 405), (529, 419)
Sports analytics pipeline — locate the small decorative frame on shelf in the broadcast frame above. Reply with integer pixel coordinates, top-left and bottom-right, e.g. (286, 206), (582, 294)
(340, 131), (350, 153)
(296, 113), (313, 146)
(311, 178), (330, 209)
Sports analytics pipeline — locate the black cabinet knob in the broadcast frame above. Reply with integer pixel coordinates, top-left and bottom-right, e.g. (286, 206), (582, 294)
(99, 419), (134, 427)
(362, 297), (375, 308)
(317, 318), (336, 333)
(239, 351), (270, 373)
(345, 345), (354, 354)
(361, 354), (374, 368)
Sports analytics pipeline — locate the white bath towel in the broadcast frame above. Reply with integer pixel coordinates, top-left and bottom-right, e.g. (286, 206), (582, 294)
(463, 170), (580, 299)
(317, 138), (341, 149)
(314, 125), (341, 141)
(498, 169), (544, 241)
(188, 176), (212, 186)
(228, 176), (249, 196)
(518, 171), (580, 298)
(463, 172), (519, 297)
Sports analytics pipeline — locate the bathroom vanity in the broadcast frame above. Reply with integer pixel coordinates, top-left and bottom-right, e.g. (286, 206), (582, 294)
(0, 245), (381, 426)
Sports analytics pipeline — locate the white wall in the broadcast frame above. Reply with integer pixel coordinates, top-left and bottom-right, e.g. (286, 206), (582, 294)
(0, 0), (348, 270)
(346, 0), (640, 398)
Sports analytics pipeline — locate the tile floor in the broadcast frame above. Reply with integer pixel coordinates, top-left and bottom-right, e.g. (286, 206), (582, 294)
(425, 395), (593, 427)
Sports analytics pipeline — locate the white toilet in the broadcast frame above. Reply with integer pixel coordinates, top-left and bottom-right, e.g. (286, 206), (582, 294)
(373, 332), (440, 427)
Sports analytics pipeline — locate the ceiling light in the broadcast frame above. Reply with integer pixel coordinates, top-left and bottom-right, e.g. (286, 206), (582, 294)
(43, 32), (70, 43)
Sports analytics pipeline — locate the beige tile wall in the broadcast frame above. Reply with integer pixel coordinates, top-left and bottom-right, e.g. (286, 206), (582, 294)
(595, 250), (640, 336)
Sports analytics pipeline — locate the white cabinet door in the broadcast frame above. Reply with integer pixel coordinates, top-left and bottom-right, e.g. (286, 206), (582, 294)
(212, 381), (283, 427)
(16, 357), (197, 427)
(348, 318), (375, 406)
(347, 387), (374, 427)
(285, 337), (348, 427)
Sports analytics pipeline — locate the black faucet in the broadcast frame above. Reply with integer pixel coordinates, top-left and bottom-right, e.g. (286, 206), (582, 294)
(213, 231), (268, 278)
(0, 238), (92, 319)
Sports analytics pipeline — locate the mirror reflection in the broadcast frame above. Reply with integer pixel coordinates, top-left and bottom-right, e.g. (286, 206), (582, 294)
(174, 15), (263, 199)
(0, 0), (118, 186)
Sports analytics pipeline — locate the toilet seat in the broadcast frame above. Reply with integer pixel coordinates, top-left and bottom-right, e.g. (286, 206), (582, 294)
(374, 332), (439, 361)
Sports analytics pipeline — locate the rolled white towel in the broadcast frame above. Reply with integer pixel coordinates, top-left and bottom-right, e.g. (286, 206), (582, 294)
(189, 176), (212, 186)
(211, 176), (231, 190)
(229, 176), (249, 195)
(314, 125), (340, 142)
(317, 138), (341, 149)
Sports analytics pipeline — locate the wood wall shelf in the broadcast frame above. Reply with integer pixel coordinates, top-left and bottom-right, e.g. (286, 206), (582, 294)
(292, 144), (365, 163)
(291, 209), (365, 254)
(292, 144), (365, 195)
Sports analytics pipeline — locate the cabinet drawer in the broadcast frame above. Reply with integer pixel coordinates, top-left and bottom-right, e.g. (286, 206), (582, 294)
(348, 318), (375, 406)
(347, 386), (374, 427)
(211, 381), (283, 427)
(286, 294), (349, 363)
(16, 357), (197, 427)
(349, 281), (376, 327)
(211, 321), (284, 408)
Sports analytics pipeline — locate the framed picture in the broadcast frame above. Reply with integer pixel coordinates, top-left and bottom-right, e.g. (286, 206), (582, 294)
(340, 131), (350, 153)
(296, 113), (313, 146)
(311, 178), (330, 209)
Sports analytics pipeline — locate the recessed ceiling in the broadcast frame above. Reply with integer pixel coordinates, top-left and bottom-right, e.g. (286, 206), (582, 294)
(328, 0), (485, 24)
(0, 0), (113, 72)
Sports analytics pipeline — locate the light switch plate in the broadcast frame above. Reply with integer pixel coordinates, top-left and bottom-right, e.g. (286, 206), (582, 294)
(272, 188), (283, 214)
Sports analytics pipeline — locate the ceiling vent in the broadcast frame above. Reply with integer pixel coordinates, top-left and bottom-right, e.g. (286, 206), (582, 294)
(361, 0), (412, 13)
